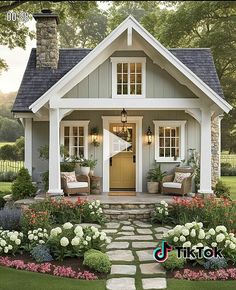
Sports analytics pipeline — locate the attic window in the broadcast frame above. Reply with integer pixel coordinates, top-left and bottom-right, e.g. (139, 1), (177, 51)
(111, 57), (146, 98)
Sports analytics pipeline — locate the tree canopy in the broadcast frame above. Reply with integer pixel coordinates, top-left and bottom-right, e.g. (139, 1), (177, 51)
(0, 1), (235, 151)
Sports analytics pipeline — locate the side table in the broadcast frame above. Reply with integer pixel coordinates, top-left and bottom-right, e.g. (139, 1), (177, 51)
(90, 176), (102, 195)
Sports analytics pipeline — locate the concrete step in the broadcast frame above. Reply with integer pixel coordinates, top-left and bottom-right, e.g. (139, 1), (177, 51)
(103, 208), (154, 221)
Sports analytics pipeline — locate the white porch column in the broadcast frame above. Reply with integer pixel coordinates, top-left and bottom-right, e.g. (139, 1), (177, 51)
(48, 108), (63, 196)
(198, 108), (213, 195)
(24, 118), (32, 176)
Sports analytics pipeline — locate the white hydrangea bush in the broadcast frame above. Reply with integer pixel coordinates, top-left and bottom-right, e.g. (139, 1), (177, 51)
(152, 200), (169, 224)
(27, 228), (49, 250)
(0, 229), (23, 254)
(49, 222), (111, 261)
(164, 222), (236, 262)
(82, 200), (105, 224)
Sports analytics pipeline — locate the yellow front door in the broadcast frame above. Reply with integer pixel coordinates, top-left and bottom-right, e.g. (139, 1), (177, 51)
(109, 123), (136, 191)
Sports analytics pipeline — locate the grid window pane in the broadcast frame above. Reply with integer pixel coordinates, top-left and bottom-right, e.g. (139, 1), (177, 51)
(79, 127), (84, 136)
(64, 127), (69, 136)
(116, 62), (143, 96)
(158, 126), (180, 159)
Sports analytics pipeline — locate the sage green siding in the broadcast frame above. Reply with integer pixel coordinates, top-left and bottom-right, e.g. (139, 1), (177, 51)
(63, 51), (197, 99)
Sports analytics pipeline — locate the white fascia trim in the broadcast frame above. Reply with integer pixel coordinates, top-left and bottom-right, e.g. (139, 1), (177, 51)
(153, 120), (187, 163)
(30, 15), (232, 114)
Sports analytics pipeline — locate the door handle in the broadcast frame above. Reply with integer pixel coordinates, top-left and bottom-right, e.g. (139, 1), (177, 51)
(133, 155), (136, 163)
(110, 157), (112, 166)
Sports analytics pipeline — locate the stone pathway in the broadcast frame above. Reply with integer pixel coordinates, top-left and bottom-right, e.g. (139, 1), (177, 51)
(104, 220), (169, 290)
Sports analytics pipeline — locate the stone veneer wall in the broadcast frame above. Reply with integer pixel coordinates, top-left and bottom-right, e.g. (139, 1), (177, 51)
(211, 116), (220, 187)
(35, 17), (59, 69)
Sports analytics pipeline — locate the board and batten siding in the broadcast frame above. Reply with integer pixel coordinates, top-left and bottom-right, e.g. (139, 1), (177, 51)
(63, 51), (198, 99)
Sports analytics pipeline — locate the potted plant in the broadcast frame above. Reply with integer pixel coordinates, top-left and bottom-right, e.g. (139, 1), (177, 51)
(87, 159), (97, 176)
(147, 164), (166, 193)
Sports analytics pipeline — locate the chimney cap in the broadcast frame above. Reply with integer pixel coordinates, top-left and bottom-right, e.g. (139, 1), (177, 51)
(33, 9), (59, 24)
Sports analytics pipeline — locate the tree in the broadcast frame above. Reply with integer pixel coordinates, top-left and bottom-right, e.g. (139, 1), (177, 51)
(0, 1), (97, 72)
(0, 116), (23, 142)
(0, 144), (17, 160)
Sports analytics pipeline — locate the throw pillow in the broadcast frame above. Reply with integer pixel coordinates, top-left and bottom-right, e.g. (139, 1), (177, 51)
(174, 172), (191, 183)
(61, 171), (77, 183)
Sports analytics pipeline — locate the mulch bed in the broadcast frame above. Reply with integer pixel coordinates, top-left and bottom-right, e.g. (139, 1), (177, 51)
(2, 253), (107, 279)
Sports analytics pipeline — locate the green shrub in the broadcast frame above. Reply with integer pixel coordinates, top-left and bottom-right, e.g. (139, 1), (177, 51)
(42, 171), (49, 191)
(83, 249), (111, 273)
(214, 180), (231, 198)
(60, 162), (75, 172)
(31, 245), (53, 263)
(204, 257), (228, 270)
(221, 166), (236, 176)
(11, 168), (37, 200)
(162, 250), (185, 271)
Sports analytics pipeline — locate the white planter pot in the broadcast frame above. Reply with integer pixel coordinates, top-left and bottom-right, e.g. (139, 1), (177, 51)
(147, 182), (159, 194)
(89, 169), (95, 176)
(80, 166), (90, 176)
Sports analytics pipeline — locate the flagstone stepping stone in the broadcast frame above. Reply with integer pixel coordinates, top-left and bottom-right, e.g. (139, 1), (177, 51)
(133, 221), (152, 228)
(137, 228), (153, 234)
(79, 223), (101, 229)
(107, 250), (134, 261)
(111, 265), (136, 275)
(155, 233), (164, 239)
(117, 231), (135, 236)
(136, 249), (155, 261)
(106, 242), (129, 249)
(116, 235), (153, 241)
(132, 242), (157, 249)
(154, 227), (170, 233)
(103, 229), (118, 234)
(106, 278), (136, 290)
(120, 221), (131, 225)
(121, 226), (134, 231)
(142, 278), (167, 289)
(105, 222), (120, 229)
(140, 263), (166, 274)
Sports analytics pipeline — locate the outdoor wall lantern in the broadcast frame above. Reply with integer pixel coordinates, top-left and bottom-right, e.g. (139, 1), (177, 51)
(91, 127), (100, 147)
(121, 108), (127, 124)
(146, 126), (153, 145)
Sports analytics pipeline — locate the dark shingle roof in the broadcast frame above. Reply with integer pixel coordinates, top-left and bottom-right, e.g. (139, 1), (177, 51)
(12, 48), (224, 112)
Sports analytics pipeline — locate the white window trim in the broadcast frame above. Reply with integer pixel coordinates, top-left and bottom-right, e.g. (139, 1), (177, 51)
(153, 120), (187, 163)
(111, 57), (146, 99)
(60, 120), (90, 159)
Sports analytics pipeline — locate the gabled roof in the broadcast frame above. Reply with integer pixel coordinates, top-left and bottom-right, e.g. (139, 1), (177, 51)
(13, 15), (232, 113)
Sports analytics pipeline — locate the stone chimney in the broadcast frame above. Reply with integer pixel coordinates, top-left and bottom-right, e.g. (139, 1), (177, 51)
(33, 9), (59, 69)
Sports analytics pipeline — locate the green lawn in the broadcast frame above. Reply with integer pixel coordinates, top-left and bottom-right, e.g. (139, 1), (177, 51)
(221, 176), (236, 200)
(0, 182), (12, 193)
(167, 279), (236, 290)
(0, 267), (235, 290)
(0, 266), (106, 290)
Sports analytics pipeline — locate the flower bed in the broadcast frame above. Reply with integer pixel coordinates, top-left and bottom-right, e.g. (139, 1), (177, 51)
(174, 268), (236, 280)
(0, 256), (98, 280)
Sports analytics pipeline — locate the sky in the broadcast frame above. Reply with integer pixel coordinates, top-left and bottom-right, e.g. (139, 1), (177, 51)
(0, 1), (110, 93)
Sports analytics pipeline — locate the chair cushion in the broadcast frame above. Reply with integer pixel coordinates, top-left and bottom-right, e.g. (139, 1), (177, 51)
(61, 171), (77, 183)
(174, 172), (191, 183)
(67, 182), (88, 189)
(163, 182), (182, 189)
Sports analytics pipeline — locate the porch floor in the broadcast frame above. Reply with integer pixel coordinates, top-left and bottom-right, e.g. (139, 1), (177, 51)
(66, 192), (190, 204)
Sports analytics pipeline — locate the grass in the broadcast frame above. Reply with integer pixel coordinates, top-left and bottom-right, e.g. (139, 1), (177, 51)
(0, 266), (106, 290)
(167, 279), (236, 290)
(0, 182), (12, 193)
(221, 176), (236, 200)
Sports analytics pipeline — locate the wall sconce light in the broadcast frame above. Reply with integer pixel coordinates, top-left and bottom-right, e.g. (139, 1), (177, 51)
(121, 108), (127, 124)
(146, 126), (152, 145)
(91, 127), (100, 147)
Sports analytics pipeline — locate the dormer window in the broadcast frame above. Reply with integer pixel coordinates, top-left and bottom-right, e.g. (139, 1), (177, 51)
(111, 57), (146, 98)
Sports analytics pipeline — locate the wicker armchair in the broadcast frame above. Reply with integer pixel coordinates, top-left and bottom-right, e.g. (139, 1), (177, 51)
(61, 174), (90, 196)
(162, 167), (194, 196)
